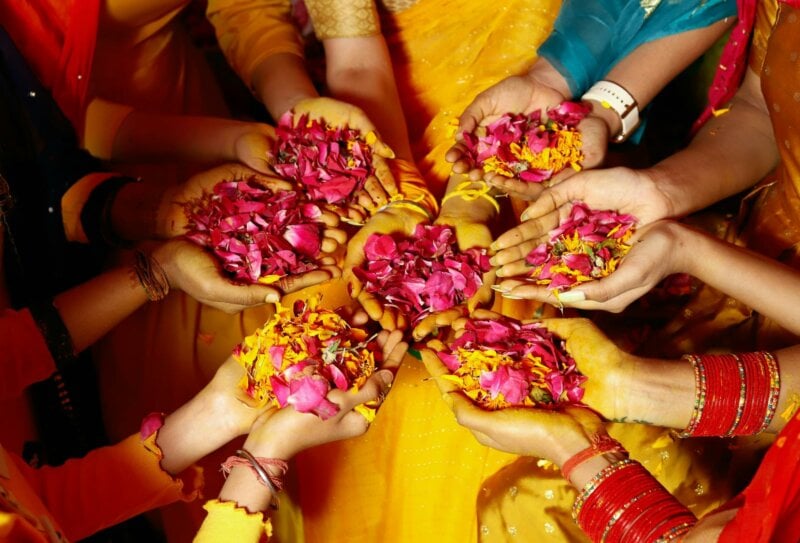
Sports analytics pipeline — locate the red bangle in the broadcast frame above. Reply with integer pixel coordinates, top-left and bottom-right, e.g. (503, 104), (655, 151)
(679, 351), (780, 437)
(573, 459), (697, 543)
(561, 434), (628, 483)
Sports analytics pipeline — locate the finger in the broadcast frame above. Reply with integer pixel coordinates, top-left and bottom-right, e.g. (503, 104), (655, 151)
(363, 176), (390, 208)
(469, 308), (504, 320)
(321, 236), (342, 254)
(324, 227), (348, 245)
(445, 144), (465, 165)
(448, 392), (496, 431)
(276, 269), (333, 293)
(345, 205), (368, 225)
(457, 97), (492, 135)
(372, 155), (399, 196)
(494, 280), (560, 305)
(468, 269), (496, 312)
(334, 410), (371, 439)
(419, 350), (459, 395)
(490, 217), (556, 253)
(371, 139), (396, 160)
(485, 174), (544, 201)
(326, 371), (393, 423)
(204, 282), (281, 310)
(412, 307), (465, 341)
(495, 259), (533, 279)
(354, 189), (377, 212)
(358, 290), (385, 322)
(318, 209), (341, 228)
(378, 306), (400, 331)
(491, 242), (540, 270)
(379, 330), (408, 370)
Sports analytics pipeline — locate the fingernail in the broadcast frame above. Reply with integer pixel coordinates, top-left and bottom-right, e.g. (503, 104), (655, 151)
(489, 241), (500, 251)
(520, 209), (533, 221)
(491, 285), (509, 293)
(501, 293), (524, 300)
(265, 292), (280, 303)
(377, 370), (394, 386)
(557, 290), (586, 303)
(489, 256), (499, 266)
(495, 268), (506, 278)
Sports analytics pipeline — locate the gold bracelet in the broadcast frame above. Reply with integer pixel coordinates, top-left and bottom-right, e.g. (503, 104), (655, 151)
(440, 180), (501, 214)
(379, 195), (434, 221)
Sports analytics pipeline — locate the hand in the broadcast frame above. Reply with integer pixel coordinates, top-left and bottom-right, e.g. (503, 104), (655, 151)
(492, 220), (687, 313)
(233, 122), (277, 173)
(411, 213), (495, 341)
(153, 239), (339, 313)
(243, 328), (408, 459)
(447, 73), (568, 177)
(155, 163), (293, 239)
(492, 166), (670, 272)
(292, 97), (399, 210)
(343, 206), (429, 330)
(420, 344), (603, 466)
(484, 113), (610, 201)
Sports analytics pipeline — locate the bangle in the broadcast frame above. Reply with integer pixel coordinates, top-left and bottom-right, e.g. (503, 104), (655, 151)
(440, 180), (501, 214)
(679, 352), (780, 437)
(573, 459), (697, 543)
(581, 80), (639, 143)
(133, 250), (170, 302)
(80, 175), (138, 247)
(560, 434), (628, 483)
(379, 197), (434, 221)
(221, 449), (289, 510)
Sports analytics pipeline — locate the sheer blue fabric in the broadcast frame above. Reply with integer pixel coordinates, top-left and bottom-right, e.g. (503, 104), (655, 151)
(539, 0), (737, 97)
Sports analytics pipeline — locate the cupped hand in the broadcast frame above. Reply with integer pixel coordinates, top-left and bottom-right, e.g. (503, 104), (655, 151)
(153, 239), (339, 313)
(243, 327), (408, 460)
(484, 113), (610, 201)
(411, 213), (495, 341)
(343, 206), (429, 331)
(493, 220), (686, 313)
(420, 344), (602, 466)
(292, 96), (398, 209)
(156, 163), (292, 239)
(490, 167), (671, 278)
(447, 73), (567, 176)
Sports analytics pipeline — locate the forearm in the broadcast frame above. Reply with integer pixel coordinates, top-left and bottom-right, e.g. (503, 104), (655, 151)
(680, 225), (800, 335)
(156, 374), (247, 475)
(324, 36), (413, 160)
(112, 112), (269, 164)
(251, 53), (319, 118)
(652, 69), (778, 218)
(53, 265), (148, 353)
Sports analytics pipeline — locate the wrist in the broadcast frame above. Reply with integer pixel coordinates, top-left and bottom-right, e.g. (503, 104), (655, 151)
(585, 102), (620, 141)
(525, 59), (571, 99)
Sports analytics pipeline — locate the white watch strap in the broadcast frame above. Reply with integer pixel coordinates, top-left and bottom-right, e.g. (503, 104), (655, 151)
(581, 80), (640, 143)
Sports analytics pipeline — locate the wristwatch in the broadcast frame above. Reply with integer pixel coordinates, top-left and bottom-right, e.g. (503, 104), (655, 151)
(581, 80), (640, 143)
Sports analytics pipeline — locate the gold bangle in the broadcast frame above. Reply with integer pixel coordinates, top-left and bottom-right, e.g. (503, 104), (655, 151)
(379, 195), (434, 221)
(440, 180), (501, 214)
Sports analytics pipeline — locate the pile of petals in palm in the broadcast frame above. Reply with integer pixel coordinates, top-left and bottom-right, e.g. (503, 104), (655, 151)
(526, 201), (637, 291)
(183, 178), (326, 284)
(273, 112), (376, 208)
(233, 297), (381, 420)
(433, 316), (585, 408)
(353, 224), (491, 325)
(461, 101), (590, 182)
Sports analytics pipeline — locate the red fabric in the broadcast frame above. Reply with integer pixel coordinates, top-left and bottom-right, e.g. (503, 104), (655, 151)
(692, 0), (757, 133)
(719, 412), (800, 542)
(0, 0), (100, 134)
(0, 308), (57, 401)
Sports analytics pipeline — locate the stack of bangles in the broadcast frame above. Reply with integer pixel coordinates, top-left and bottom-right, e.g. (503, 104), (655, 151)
(221, 450), (289, 510)
(679, 351), (781, 437)
(571, 458), (697, 543)
(440, 180), (501, 214)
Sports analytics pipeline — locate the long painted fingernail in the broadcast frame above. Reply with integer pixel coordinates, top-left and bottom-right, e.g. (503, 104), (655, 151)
(501, 293), (524, 300)
(491, 285), (510, 293)
(520, 208), (534, 221)
(557, 290), (586, 303)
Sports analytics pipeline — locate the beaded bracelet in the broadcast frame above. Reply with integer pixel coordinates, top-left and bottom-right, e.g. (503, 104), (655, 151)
(133, 250), (170, 302)
(221, 449), (289, 510)
(572, 459), (697, 543)
(679, 351), (780, 437)
(440, 180), (501, 214)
